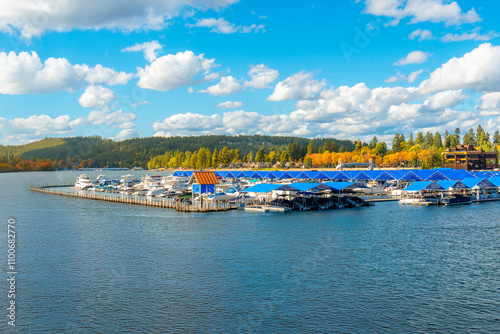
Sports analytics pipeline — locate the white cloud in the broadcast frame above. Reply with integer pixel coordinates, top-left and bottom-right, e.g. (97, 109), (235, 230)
(121, 40), (163, 62)
(364, 0), (480, 26)
(244, 64), (279, 89)
(192, 18), (264, 34)
(115, 128), (141, 140)
(394, 51), (430, 66)
(153, 113), (223, 133)
(201, 76), (242, 95)
(137, 51), (217, 91)
(441, 31), (498, 42)
(222, 110), (263, 133)
(86, 108), (136, 126)
(419, 43), (500, 94)
(79, 86), (117, 108)
(423, 89), (468, 110)
(9, 114), (75, 135)
(478, 92), (500, 116)
(216, 101), (243, 109)
(385, 70), (423, 83)
(408, 29), (434, 41)
(0, 0), (239, 39)
(267, 71), (326, 101)
(0, 51), (131, 95)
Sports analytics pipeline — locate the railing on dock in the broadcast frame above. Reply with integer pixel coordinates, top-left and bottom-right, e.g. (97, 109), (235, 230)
(29, 184), (237, 212)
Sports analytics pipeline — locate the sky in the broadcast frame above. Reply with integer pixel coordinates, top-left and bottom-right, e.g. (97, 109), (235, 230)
(0, 0), (499, 145)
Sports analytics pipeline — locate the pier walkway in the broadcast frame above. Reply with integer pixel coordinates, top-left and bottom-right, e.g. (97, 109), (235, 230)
(30, 184), (237, 213)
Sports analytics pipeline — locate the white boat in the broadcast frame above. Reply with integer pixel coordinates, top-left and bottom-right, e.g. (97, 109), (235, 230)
(75, 174), (93, 189)
(162, 175), (189, 192)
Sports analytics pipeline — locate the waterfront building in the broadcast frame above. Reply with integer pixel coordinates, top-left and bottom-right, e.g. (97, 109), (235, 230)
(441, 145), (498, 170)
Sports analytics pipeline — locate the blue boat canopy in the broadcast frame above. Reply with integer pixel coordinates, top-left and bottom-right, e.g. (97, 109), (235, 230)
(241, 184), (298, 193)
(398, 171), (422, 181)
(487, 177), (500, 187)
(425, 171), (449, 181)
(403, 181), (444, 192)
(437, 180), (470, 190)
(289, 183), (337, 192)
(353, 171), (372, 180)
(462, 178), (497, 189)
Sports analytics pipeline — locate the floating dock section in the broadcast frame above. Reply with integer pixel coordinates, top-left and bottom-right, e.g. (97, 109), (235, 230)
(30, 184), (236, 213)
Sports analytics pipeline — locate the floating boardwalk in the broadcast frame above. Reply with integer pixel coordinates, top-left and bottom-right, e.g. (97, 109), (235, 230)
(30, 184), (236, 213)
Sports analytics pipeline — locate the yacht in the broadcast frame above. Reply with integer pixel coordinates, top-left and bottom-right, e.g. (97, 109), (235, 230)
(75, 174), (93, 189)
(162, 175), (189, 193)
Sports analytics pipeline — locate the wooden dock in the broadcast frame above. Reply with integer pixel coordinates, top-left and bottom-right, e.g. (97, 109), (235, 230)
(30, 184), (237, 213)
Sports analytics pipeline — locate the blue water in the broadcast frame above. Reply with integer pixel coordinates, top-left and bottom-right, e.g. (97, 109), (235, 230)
(1, 171), (499, 333)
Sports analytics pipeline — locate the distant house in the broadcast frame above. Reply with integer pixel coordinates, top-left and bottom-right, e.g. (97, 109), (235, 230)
(442, 145), (499, 170)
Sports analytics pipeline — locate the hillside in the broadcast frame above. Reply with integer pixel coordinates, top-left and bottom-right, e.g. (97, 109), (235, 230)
(0, 135), (355, 169)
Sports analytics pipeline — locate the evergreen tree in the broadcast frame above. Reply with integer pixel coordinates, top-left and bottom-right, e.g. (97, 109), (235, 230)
(355, 139), (362, 152)
(407, 133), (415, 147)
(392, 133), (401, 152)
(416, 132), (424, 146)
(494, 131), (500, 144)
(433, 132), (443, 149)
(307, 140), (315, 155)
(444, 130), (451, 148)
(247, 151), (254, 163)
(369, 136), (378, 149)
(331, 141), (338, 153)
(255, 147), (267, 162)
(280, 151), (289, 166)
(374, 142), (387, 155)
(423, 132), (433, 149)
(212, 148), (219, 167)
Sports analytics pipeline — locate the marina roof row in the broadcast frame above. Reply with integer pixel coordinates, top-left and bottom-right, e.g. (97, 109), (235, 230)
(403, 178), (498, 192)
(173, 169), (500, 181)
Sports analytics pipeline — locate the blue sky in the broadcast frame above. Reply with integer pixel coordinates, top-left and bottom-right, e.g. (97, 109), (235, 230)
(0, 0), (499, 144)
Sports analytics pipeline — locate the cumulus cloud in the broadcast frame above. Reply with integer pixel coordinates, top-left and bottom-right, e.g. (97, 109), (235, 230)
(419, 43), (500, 94)
(394, 51), (430, 66)
(0, 0), (239, 39)
(115, 128), (141, 140)
(9, 114), (76, 136)
(385, 70), (423, 83)
(121, 40), (163, 62)
(267, 71), (326, 101)
(200, 76), (242, 95)
(0, 51), (131, 95)
(408, 29), (434, 41)
(364, 0), (480, 26)
(86, 108), (136, 126)
(423, 89), (468, 110)
(153, 113), (223, 135)
(137, 51), (217, 91)
(441, 31), (498, 42)
(191, 18), (264, 34)
(477, 92), (500, 116)
(79, 86), (117, 108)
(216, 101), (243, 109)
(244, 64), (279, 89)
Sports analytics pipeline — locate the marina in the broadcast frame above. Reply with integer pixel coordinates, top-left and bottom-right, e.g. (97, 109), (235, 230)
(30, 167), (500, 212)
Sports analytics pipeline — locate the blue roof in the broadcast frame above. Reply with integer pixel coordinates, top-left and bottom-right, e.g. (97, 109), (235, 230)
(324, 181), (366, 190)
(353, 171), (372, 180)
(233, 171), (247, 178)
(488, 177), (500, 187)
(403, 181), (444, 192)
(262, 171), (277, 179)
(440, 169), (474, 180)
(241, 184), (299, 193)
(437, 180), (470, 190)
(462, 178), (497, 189)
(172, 171), (182, 176)
(373, 171), (395, 180)
(327, 171), (350, 180)
(311, 171), (329, 180)
(399, 171), (422, 181)
(288, 171), (302, 178)
(386, 170), (406, 180)
(470, 171), (494, 179)
(248, 171), (261, 179)
(424, 171), (449, 181)
(296, 171), (312, 179)
(278, 171), (294, 179)
(413, 170), (435, 180)
(289, 183), (336, 192)
(341, 171), (358, 180)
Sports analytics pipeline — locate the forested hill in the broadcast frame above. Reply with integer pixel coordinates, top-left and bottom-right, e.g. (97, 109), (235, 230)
(0, 135), (355, 169)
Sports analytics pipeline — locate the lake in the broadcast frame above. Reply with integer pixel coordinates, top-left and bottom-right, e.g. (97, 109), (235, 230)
(1, 171), (499, 333)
